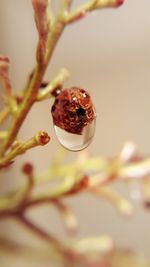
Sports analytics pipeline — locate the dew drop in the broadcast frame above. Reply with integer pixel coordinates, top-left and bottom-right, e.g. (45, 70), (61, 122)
(54, 119), (96, 151)
(51, 87), (96, 151)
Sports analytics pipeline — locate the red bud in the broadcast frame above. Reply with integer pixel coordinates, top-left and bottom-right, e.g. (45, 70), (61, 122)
(22, 163), (33, 175)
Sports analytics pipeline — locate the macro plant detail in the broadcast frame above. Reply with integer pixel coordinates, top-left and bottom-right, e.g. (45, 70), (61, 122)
(51, 87), (96, 151)
(0, 0), (150, 266)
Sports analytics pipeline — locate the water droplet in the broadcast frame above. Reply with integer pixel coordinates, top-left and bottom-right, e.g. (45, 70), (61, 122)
(51, 87), (96, 151)
(54, 119), (96, 151)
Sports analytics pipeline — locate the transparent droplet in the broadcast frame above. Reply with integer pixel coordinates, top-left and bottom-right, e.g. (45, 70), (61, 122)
(54, 119), (96, 151)
(51, 87), (96, 151)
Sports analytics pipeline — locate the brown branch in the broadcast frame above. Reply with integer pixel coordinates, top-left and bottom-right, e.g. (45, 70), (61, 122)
(0, 2), (72, 157)
(17, 214), (64, 252)
(21, 163), (34, 203)
(32, 0), (50, 65)
(0, 194), (65, 252)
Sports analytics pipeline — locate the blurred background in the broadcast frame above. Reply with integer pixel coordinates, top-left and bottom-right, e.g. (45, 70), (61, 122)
(0, 0), (150, 265)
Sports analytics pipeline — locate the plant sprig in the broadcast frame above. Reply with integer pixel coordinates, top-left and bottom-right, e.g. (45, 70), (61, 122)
(0, 0), (124, 160)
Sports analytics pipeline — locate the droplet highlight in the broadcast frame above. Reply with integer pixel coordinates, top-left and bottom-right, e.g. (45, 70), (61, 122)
(51, 87), (96, 151)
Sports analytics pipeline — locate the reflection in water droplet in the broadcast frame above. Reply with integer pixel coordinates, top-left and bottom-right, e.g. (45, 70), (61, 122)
(54, 119), (96, 151)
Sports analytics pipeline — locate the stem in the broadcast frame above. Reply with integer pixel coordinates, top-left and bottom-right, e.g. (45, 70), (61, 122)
(0, 131), (50, 167)
(18, 215), (64, 253)
(0, 107), (9, 125)
(37, 68), (69, 101)
(0, 0), (121, 156)
(0, 66), (41, 155)
(65, 0), (123, 24)
(0, 11), (66, 156)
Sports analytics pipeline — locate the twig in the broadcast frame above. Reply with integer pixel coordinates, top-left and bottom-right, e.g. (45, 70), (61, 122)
(89, 186), (133, 216)
(0, 56), (18, 114)
(32, 0), (50, 65)
(44, 0), (73, 63)
(65, 0), (124, 24)
(0, 107), (9, 125)
(0, 1), (71, 156)
(52, 199), (78, 234)
(18, 214), (64, 252)
(21, 163), (34, 203)
(0, 66), (45, 156)
(0, 56), (12, 96)
(0, 131), (50, 167)
(37, 68), (69, 101)
(0, 0), (123, 156)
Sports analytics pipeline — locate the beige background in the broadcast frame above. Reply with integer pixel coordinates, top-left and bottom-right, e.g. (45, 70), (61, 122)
(0, 0), (150, 265)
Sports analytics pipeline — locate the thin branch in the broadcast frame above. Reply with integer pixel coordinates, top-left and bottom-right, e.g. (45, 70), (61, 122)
(37, 68), (69, 101)
(53, 199), (78, 234)
(0, 131), (50, 167)
(21, 163), (34, 203)
(0, 56), (12, 95)
(65, 0), (124, 24)
(0, 107), (9, 126)
(0, 1), (69, 157)
(18, 214), (64, 252)
(60, 0), (73, 11)
(32, 0), (50, 65)
(89, 186), (133, 216)
(0, 56), (18, 114)
(1, 150), (150, 215)
(0, 66), (44, 156)
(0, 67), (69, 129)
(45, 0), (73, 63)
(0, 0), (124, 156)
